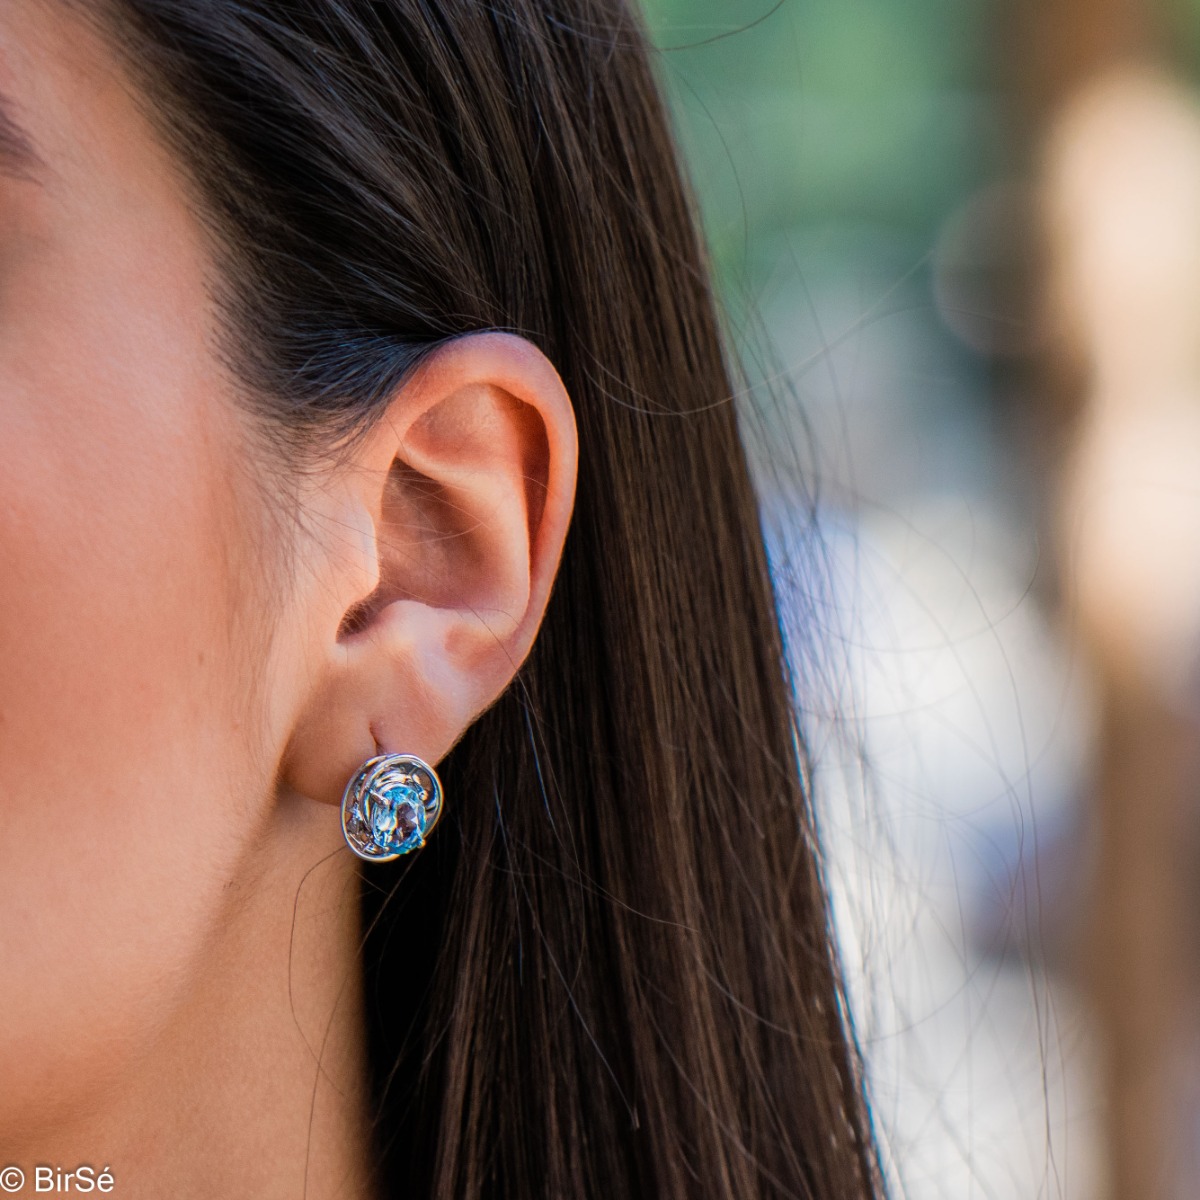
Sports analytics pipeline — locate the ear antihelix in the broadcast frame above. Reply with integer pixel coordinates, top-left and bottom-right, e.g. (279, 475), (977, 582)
(340, 752), (444, 862)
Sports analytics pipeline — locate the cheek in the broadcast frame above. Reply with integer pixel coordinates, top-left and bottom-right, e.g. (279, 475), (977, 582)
(0, 301), (280, 1136)
(0, 2), (301, 1145)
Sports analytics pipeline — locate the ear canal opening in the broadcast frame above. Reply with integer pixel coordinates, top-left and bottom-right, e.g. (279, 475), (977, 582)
(336, 458), (434, 642)
(336, 595), (378, 640)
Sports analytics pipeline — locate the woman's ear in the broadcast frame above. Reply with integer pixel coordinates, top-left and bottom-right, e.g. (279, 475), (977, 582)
(279, 332), (577, 806)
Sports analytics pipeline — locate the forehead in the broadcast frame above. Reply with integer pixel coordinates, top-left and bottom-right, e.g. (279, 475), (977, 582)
(0, 0), (226, 453)
(0, 2), (184, 199)
(0, 0), (211, 297)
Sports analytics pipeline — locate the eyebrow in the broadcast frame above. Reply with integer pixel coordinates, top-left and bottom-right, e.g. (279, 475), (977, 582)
(0, 90), (42, 180)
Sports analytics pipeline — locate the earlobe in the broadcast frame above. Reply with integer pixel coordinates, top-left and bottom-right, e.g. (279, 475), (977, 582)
(280, 333), (577, 810)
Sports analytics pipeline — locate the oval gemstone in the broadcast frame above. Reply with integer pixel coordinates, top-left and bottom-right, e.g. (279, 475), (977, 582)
(369, 780), (428, 855)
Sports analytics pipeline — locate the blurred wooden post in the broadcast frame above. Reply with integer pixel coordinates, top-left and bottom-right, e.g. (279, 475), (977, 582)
(1089, 674), (1198, 1200)
(1003, 0), (1152, 126)
(1000, 5), (1200, 1200)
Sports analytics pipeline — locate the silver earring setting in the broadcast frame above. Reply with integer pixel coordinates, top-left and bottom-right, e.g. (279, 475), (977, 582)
(341, 752), (443, 862)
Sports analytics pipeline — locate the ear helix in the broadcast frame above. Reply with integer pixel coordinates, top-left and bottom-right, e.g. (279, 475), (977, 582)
(340, 753), (443, 862)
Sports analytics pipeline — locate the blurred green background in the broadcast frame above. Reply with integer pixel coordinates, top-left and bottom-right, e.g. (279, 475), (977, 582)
(644, 0), (998, 287)
(640, 0), (1017, 514)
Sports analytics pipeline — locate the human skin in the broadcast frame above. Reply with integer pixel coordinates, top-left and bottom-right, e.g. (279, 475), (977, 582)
(0, 3), (577, 1196)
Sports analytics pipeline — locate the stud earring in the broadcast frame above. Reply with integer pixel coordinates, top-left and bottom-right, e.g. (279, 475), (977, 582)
(340, 752), (444, 862)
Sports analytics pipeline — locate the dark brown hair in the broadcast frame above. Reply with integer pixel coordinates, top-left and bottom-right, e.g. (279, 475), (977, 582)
(94, 1), (882, 1196)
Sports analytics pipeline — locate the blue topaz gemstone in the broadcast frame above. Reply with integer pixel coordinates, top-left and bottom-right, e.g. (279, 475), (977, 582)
(341, 754), (443, 862)
(371, 783), (428, 854)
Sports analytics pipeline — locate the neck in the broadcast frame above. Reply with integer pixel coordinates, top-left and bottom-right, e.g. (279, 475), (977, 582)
(22, 800), (375, 1200)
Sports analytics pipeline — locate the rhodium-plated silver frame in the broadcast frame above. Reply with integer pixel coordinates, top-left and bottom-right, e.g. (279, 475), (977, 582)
(340, 752), (443, 863)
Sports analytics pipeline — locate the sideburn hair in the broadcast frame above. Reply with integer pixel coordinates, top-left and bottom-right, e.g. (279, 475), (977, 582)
(91, 1), (883, 1196)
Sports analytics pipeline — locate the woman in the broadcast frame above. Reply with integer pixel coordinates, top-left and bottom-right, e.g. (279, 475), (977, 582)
(0, 1), (879, 1196)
